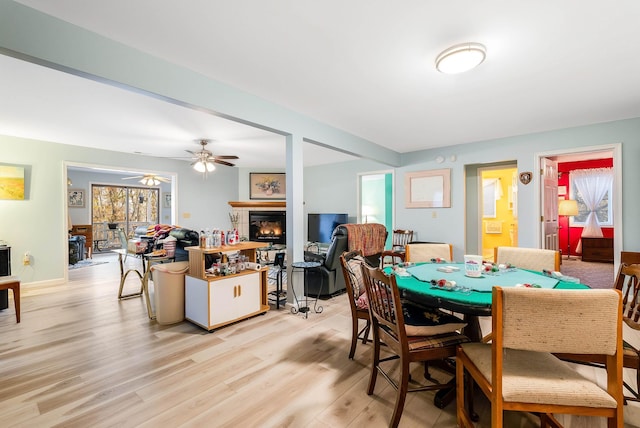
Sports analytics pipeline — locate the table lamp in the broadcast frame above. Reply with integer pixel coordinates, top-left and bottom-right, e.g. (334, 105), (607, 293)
(558, 199), (579, 260)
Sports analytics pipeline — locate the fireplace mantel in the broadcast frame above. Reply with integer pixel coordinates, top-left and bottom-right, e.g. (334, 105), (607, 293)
(228, 201), (286, 209)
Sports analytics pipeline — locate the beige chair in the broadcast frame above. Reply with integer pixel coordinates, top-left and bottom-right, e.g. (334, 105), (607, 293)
(361, 263), (469, 428)
(339, 249), (372, 359)
(405, 242), (453, 263)
(457, 286), (624, 428)
(494, 246), (560, 272)
(556, 259), (640, 403)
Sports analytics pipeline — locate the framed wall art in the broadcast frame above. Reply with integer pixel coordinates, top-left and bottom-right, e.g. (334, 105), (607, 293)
(162, 192), (172, 208)
(250, 173), (286, 200)
(68, 189), (85, 208)
(404, 168), (451, 208)
(0, 165), (25, 200)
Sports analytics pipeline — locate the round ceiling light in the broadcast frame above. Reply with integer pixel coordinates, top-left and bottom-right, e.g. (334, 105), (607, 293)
(435, 42), (486, 74)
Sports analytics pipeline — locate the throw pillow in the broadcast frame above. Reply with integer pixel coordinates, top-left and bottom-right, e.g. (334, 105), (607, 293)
(403, 304), (467, 336)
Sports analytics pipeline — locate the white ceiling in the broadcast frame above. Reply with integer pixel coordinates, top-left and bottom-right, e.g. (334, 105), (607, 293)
(4, 1), (640, 169)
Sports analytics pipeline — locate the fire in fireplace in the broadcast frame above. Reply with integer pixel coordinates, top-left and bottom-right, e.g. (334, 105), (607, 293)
(248, 211), (286, 245)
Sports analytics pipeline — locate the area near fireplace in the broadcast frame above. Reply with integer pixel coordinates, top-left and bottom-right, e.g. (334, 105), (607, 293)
(228, 201), (286, 243)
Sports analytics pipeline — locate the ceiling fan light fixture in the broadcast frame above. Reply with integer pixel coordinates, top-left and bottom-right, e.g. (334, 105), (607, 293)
(435, 42), (486, 74)
(205, 161), (216, 172)
(193, 161), (206, 173)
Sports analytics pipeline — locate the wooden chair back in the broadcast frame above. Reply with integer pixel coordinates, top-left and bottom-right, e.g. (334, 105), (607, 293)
(494, 246), (560, 271)
(391, 229), (413, 251)
(615, 262), (640, 331)
(405, 243), (452, 262)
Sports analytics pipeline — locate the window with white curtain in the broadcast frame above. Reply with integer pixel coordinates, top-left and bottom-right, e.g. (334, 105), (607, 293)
(570, 168), (613, 228)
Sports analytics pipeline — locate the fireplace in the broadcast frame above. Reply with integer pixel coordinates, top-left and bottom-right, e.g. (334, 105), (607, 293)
(249, 211), (286, 245)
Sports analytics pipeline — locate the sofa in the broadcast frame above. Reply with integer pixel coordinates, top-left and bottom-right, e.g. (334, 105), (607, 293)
(304, 223), (387, 297)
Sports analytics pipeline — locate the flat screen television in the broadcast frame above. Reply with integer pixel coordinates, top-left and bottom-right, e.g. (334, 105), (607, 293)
(307, 213), (348, 243)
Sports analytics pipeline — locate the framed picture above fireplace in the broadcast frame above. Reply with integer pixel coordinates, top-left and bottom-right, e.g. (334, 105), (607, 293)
(250, 173), (286, 200)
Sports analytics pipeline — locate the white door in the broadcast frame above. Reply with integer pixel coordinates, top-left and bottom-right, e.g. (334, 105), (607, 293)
(541, 158), (559, 251)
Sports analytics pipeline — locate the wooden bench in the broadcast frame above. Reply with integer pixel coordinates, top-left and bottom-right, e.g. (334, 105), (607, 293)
(0, 276), (20, 323)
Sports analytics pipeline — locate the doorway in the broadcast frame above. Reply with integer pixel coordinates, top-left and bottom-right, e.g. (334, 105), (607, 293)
(358, 171), (393, 248)
(479, 165), (518, 261)
(538, 144), (620, 264)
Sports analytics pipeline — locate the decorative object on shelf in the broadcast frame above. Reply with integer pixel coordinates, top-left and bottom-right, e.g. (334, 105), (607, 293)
(68, 188), (85, 208)
(229, 212), (239, 229)
(558, 199), (579, 260)
(404, 168), (451, 208)
(519, 171), (532, 185)
(250, 172), (286, 200)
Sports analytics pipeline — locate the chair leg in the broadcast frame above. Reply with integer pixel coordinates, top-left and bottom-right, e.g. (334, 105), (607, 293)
(349, 316), (359, 359)
(367, 326), (380, 395)
(13, 284), (20, 323)
(389, 356), (410, 428)
(361, 320), (370, 344)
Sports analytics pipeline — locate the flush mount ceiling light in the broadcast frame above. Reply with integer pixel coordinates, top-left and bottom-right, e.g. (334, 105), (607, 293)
(435, 42), (486, 74)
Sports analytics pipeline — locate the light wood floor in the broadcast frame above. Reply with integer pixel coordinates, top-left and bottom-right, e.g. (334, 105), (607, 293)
(1, 253), (639, 427)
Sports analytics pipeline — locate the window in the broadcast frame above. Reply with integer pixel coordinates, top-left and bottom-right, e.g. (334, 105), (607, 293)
(92, 184), (159, 235)
(569, 168), (613, 227)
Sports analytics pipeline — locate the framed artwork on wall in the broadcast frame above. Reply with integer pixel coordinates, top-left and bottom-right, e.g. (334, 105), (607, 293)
(250, 173), (286, 200)
(162, 192), (172, 208)
(404, 168), (451, 208)
(68, 189), (85, 208)
(0, 165), (25, 200)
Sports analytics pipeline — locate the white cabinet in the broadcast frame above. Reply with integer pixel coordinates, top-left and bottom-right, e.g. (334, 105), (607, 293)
(184, 242), (269, 331)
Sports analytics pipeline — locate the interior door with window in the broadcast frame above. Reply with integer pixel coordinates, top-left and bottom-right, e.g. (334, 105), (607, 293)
(541, 157), (559, 251)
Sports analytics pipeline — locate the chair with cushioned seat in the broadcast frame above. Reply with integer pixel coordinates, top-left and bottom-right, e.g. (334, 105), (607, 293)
(556, 259), (640, 403)
(494, 246), (560, 272)
(361, 263), (469, 428)
(339, 249), (372, 359)
(405, 242), (453, 263)
(457, 286), (624, 428)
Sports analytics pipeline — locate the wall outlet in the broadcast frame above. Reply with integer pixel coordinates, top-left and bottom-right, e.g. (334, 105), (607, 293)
(23, 251), (30, 266)
(432, 211), (437, 218)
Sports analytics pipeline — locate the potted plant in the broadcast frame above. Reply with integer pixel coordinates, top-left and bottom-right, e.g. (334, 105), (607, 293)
(107, 212), (119, 229)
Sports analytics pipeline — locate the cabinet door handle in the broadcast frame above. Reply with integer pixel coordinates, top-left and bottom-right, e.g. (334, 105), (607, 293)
(233, 285), (237, 298)
(237, 285), (242, 297)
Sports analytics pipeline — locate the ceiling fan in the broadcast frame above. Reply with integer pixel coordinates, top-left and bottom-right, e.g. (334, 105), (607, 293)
(187, 139), (239, 172)
(122, 174), (171, 186)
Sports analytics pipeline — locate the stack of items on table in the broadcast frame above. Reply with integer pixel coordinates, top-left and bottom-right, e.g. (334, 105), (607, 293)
(129, 224), (199, 261)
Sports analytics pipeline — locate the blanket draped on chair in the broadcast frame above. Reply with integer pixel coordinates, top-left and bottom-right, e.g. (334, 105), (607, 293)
(342, 223), (387, 257)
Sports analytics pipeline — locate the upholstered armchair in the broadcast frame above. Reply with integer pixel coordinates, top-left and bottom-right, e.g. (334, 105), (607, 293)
(305, 223), (387, 297)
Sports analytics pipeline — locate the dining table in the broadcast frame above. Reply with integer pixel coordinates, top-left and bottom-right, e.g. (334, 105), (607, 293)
(390, 261), (590, 409)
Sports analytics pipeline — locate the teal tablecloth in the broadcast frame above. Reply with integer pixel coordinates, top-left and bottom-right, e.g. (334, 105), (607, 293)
(394, 263), (589, 310)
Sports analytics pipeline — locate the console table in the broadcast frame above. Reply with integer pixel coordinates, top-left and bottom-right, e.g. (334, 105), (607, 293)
(581, 237), (614, 263)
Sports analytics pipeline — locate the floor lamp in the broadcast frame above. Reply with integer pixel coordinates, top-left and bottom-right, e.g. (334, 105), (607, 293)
(558, 199), (579, 260)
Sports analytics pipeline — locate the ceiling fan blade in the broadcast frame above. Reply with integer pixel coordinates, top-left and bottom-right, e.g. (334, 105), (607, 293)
(122, 176), (144, 180)
(214, 155), (239, 160)
(214, 159), (236, 167)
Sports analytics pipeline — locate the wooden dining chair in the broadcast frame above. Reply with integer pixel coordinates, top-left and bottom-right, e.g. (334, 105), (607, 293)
(339, 249), (372, 359)
(457, 286), (624, 428)
(404, 242), (453, 263)
(379, 229), (413, 267)
(360, 263), (469, 428)
(556, 261), (640, 403)
(494, 246), (560, 272)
